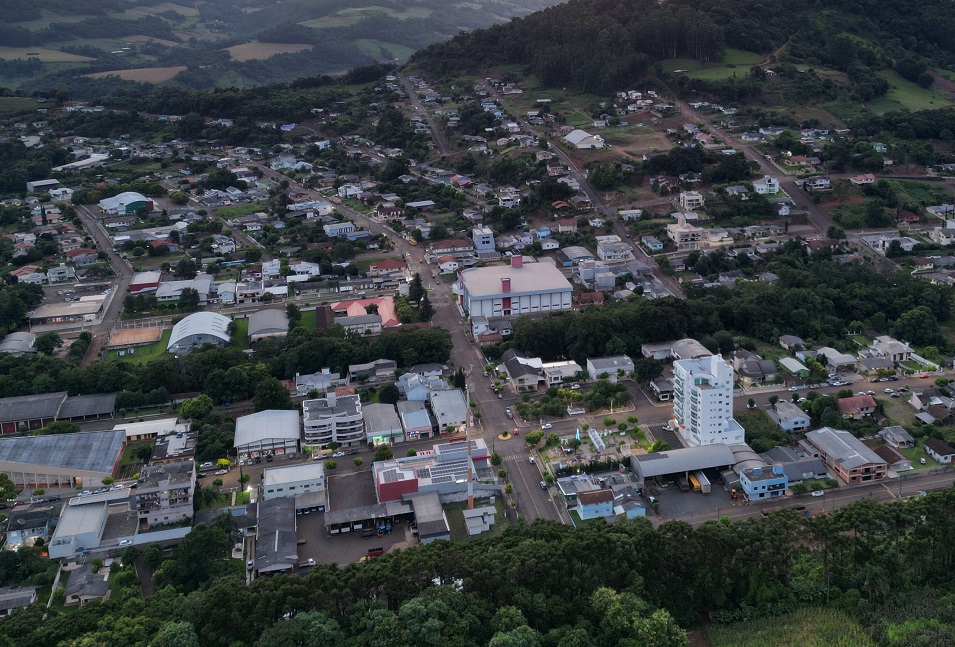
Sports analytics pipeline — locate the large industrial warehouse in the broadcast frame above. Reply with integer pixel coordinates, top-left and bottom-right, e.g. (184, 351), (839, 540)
(166, 312), (232, 353)
(0, 430), (126, 489)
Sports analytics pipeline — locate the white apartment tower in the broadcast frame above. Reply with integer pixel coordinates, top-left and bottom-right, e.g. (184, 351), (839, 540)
(672, 354), (745, 446)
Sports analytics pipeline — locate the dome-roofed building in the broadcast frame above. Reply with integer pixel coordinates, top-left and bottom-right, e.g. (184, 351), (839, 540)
(167, 312), (231, 354)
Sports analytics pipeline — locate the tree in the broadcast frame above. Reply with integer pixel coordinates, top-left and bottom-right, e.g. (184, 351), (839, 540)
(418, 293), (434, 321)
(325, 460), (337, 470)
(647, 440), (671, 453)
(374, 445), (393, 461)
(179, 287), (200, 311)
(747, 398), (755, 409)
(354, 457), (363, 467)
(892, 306), (940, 346)
(34, 332), (63, 355)
(286, 303), (302, 328)
(491, 452), (502, 466)
(768, 395), (779, 407)
(378, 383), (400, 405)
(31, 488), (44, 497)
(35, 420), (80, 435)
(180, 394), (214, 420)
(409, 273), (424, 302)
(253, 377), (294, 411)
(174, 258), (198, 278)
(169, 191), (190, 205)
(150, 622), (200, 647)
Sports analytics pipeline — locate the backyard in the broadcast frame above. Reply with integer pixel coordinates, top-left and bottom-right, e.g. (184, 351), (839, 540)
(444, 497), (508, 542)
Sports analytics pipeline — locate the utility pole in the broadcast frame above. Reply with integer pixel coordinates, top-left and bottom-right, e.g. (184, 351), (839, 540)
(466, 380), (474, 510)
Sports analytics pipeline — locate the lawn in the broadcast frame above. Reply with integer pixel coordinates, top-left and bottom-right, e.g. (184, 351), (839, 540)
(445, 498), (508, 541)
(231, 318), (250, 350)
(886, 179), (953, 206)
(215, 203), (267, 219)
(878, 395), (916, 427)
(87, 67), (186, 83)
(120, 441), (152, 469)
(899, 444), (934, 470)
(868, 70), (955, 113)
(707, 607), (875, 647)
(354, 39), (416, 61)
(297, 308), (318, 331)
(0, 46), (93, 62)
(106, 329), (171, 363)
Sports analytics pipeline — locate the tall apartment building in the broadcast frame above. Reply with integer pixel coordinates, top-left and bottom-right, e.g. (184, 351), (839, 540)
(672, 354), (745, 447)
(132, 460), (195, 527)
(302, 392), (364, 447)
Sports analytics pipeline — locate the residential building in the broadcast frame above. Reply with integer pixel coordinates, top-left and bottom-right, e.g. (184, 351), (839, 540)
(739, 464), (788, 500)
(64, 564), (110, 606)
(5, 506), (56, 550)
(295, 369), (344, 396)
(802, 427), (887, 484)
(323, 221), (356, 238)
(803, 177), (832, 191)
(263, 463), (326, 502)
(779, 356), (809, 378)
(303, 392), (364, 447)
(471, 226), (495, 251)
(767, 401), (811, 432)
(595, 235), (634, 262)
(586, 355), (634, 383)
(429, 389), (469, 434)
(364, 403), (403, 445)
(456, 256), (573, 319)
(752, 176), (779, 195)
(666, 215), (706, 251)
(672, 355), (745, 447)
(642, 235), (664, 252)
(0, 586), (37, 616)
(871, 335), (913, 363)
(577, 489), (614, 520)
(879, 426), (915, 449)
(838, 395), (877, 420)
(132, 461), (196, 527)
(873, 445), (912, 472)
(679, 191), (705, 210)
(348, 358), (397, 383)
(641, 338), (711, 361)
(924, 438), (955, 464)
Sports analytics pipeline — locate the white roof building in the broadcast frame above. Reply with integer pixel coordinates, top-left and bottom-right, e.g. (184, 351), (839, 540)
(166, 312), (231, 353)
(564, 129), (605, 149)
(456, 256), (572, 319)
(234, 410), (301, 458)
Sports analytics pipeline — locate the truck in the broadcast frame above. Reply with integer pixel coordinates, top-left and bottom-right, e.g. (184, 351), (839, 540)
(676, 475), (690, 492)
(693, 470), (711, 494)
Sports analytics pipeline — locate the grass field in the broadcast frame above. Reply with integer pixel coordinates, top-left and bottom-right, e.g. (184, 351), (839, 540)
(0, 46), (92, 62)
(707, 607), (876, 647)
(231, 318), (250, 350)
(867, 70), (955, 113)
(445, 497), (508, 541)
(107, 329), (171, 363)
(0, 96), (40, 118)
(661, 48), (763, 80)
(225, 42), (313, 61)
(354, 39), (416, 61)
(87, 66), (186, 83)
(215, 203), (267, 219)
(130, 3), (199, 17)
(885, 179), (953, 206)
(126, 35), (182, 47)
(302, 5), (432, 28)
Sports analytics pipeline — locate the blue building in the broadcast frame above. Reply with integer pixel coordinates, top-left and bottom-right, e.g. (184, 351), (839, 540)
(642, 235), (664, 252)
(740, 465), (788, 500)
(577, 489), (614, 520)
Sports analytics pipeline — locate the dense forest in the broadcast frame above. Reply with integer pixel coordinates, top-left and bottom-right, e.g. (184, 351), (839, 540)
(4, 491), (955, 645)
(411, 0), (955, 95)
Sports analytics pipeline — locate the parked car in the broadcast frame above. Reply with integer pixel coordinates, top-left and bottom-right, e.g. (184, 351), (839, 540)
(119, 539), (133, 547)
(200, 462), (214, 469)
(570, 384), (581, 390)
(891, 393), (900, 398)
(788, 386), (798, 392)
(247, 560), (254, 571)
(884, 388), (894, 394)
(332, 451), (346, 458)
(539, 481), (547, 490)
(811, 490), (825, 497)
(541, 423), (553, 430)
(214, 469), (228, 476)
(348, 449), (360, 455)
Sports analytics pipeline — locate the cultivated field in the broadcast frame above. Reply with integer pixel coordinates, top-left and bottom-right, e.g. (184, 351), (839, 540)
(707, 608), (876, 647)
(0, 47), (92, 62)
(126, 35), (182, 47)
(225, 42), (313, 61)
(87, 66), (187, 83)
(302, 6), (433, 28)
(0, 97), (40, 118)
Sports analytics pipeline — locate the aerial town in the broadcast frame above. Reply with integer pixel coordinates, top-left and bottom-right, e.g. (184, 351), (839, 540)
(0, 0), (954, 644)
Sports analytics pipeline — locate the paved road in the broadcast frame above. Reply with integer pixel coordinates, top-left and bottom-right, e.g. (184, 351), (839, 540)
(400, 75), (450, 157)
(75, 204), (135, 365)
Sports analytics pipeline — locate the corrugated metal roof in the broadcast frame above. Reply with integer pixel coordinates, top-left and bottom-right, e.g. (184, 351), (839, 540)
(631, 444), (735, 479)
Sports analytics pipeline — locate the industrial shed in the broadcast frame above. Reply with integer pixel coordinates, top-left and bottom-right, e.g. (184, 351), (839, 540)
(166, 312), (231, 353)
(630, 444), (736, 483)
(0, 392), (116, 435)
(234, 410), (301, 460)
(248, 309), (289, 342)
(0, 430), (125, 489)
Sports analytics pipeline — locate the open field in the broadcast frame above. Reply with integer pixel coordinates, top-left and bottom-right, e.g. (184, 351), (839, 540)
(126, 35), (182, 47)
(661, 48), (763, 80)
(354, 39), (416, 61)
(107, 329), (171, 363)
(0, 97), (40, 118)
(707, 607), (875, 647)
(302, 5), (433, 28)
(215, 203), (267, 219)
(130, 3), (199, 17)
(225, 42), (313, 61)
(606, 130), (674, 156)
(0, 46), (92, 62)
(868, 70), (955, 113)
(87, 66), (186, 83)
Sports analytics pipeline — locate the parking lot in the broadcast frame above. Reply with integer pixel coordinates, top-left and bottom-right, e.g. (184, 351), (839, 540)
(648, 476), (738, 520)
(297, 509), (417, 566)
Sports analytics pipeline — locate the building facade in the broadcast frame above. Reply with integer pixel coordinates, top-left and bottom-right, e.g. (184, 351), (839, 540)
(132, 461), (195, 527)
(302, 393), (364, 447)
(456, 256), (572, 319)
(672, 355), (745, 446)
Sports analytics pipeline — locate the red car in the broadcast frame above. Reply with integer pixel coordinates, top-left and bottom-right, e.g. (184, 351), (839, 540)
(512, 428), (520, 436)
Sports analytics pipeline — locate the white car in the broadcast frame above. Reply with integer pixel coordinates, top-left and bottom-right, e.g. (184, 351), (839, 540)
(119, 539), (133, 547)
(570, 384), (581, 390)
(541, 423), (553, 430)
(884, 388), (894, 394)
(214, 469), (228, 476)
(811, 490), (825, 497)
(200, 462), (214, 469)
(332, 451), (346, 458)
(662, 424), (673, 431)
(788, 386), (798, 392)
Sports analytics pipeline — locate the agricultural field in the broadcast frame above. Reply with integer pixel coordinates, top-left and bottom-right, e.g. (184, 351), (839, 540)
(301, 5), (433, 29)
(0, 96), (40, 118)
(354, 39), (416, 62)
(87, 66), (186, 83)
(0, 47), (92, 62)
(661, 48), (764, 81)
(707, 608), (876, 647)
(129, 3), (199, 17)
(225, 42), (313, 62)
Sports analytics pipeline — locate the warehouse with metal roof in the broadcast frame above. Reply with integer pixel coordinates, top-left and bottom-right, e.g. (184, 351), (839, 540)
(98, 192), (152, 215)
(166, 312), (231, 353)
(0, 332), (35, 356)
(234, 409), (301, 460)
(0, 429), (125, 489)
(247, 309), (289, 342)
(630, 444), (736, 482)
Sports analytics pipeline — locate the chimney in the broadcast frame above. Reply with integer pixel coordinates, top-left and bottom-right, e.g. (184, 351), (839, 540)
(511, 254), (522, 269)
(501, 277), (511, 293)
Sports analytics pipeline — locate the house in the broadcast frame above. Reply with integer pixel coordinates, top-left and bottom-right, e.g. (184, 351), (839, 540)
(871, 335), (913, 363)
(872, 445), (912, 472)
(323, 221), (356, 238)
(767, 401), (811, 432)
(64, 563), (110, 606)
(924, 438), (955, 464)
(817, 347), (857, 374)
(0, 586), (37, 617)
(752, 176), (780, 195)
(739, 465), (788, 500)
(595, 236), (634, 262)
(803, 177), (832, 192)
(503, 356), (541, 392)
(850, 173), (876, 186)
(5, 506), (56, 549)
(348, 359), (397, 384)
(642, 236), (664, 252)
(666, 215), (706, 251)
(576, 489), (614, 520)
(778, 356), (809, 378)
(879, 426), (915, 449)
(437, 256), (459, 274)
(586, 355), (634, 382)
(838, 395), (877, 420)
(649, 378), (673, 401)
(679, 191), (705, 210)
(778, 335), (806, 351)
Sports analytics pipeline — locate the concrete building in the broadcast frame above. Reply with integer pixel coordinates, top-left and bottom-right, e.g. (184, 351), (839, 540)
(739, 465), (787, 500)
(673, 355), (745, 447)
(112, 417), (186, 443)
(767, 401), (811, 432)
(456, 256), (572, 319)
(372, 439), (490, 502)
(586, 355), (634, 383)
(303, 392), (364, 447)
(128, 271), (162, 294)
(234, 410), (301, 461)
(0, 430), (124, 489)
(133, 461), (195, 527)
(802, 427), (887, 484)
(263, 462), (326, 504)
(397, 400), (433, 441)
(666, 215), (707, 251)
(679, 191), (705, 210)
(166, 312), (231, 353)
(5, 505), (56, 550)
(472, 226), (495, 251)
(294, 369), (344, 397)
(641, 338), (711, 361)
(48, 502), (109, 559)
(428, 389), (469, 434)
(364, 403), (403, 445)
